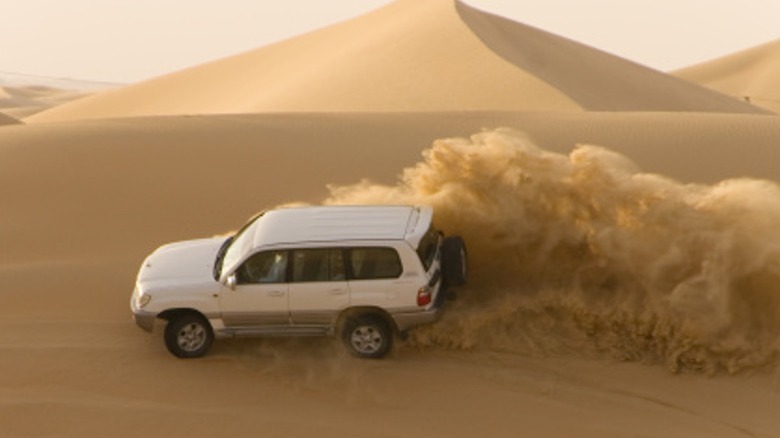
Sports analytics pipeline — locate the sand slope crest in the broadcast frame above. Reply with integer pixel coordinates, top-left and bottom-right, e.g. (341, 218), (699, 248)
(675, 39), (780, 113)
(26, 0), (764, 123)
(0, 109), (21, 125)
(0, 85), (91, 119)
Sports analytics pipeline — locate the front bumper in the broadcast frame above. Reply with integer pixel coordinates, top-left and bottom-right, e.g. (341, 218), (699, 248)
(132, 309), (157, 332)
(130, 284), (156, 332)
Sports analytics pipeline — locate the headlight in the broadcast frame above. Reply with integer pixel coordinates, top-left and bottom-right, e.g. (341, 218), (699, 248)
(137, 292), (152, 308)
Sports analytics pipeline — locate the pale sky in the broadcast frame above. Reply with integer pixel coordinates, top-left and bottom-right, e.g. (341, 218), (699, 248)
(2, 0), (778, 84)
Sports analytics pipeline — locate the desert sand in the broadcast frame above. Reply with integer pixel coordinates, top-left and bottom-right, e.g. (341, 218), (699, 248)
(3, 0), (780, 437)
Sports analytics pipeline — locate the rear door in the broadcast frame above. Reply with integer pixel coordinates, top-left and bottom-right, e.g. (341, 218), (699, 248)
(347, 246), (415, 308)
(288, 248), (350, 326)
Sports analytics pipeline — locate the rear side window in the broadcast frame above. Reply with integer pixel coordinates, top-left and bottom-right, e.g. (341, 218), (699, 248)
(349, 247), (402, 280)
(416, 226), (440, 271)
(291, 249), (346, 282)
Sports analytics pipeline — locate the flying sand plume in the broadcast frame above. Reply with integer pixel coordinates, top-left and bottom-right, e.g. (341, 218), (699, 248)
(326, 129), (780, 374)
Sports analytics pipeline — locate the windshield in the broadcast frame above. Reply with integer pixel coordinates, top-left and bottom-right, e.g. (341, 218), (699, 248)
(212, 236), (234, 280)
(213, 212), (264, 280)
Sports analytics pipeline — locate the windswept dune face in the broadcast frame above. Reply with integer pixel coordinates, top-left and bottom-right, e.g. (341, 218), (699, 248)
(0, 85), (91, 119)
(0, 109), (21, 125)
(26, 0), (764, 123)
(675, 39), (780, 114)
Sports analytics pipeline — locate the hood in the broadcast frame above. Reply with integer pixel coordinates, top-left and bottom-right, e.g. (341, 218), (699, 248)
(137, 237), (225, 289)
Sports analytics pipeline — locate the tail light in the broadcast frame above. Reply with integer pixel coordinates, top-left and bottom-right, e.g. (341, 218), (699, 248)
(417, 285), (432, 306)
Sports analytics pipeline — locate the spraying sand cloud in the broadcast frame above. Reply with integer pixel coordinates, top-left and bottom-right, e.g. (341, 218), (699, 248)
(326, 129), (780, 373)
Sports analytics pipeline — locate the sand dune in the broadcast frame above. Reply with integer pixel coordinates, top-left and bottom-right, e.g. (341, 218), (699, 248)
(675, 39), (780, 113)
(0, 109), (21, 125)
(0, 85), (92, 118)
(27, 0), (764, 124)
(4, 0), (780, 436)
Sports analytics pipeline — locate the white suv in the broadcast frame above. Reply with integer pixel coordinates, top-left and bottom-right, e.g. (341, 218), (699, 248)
(131, 205), (466, 359)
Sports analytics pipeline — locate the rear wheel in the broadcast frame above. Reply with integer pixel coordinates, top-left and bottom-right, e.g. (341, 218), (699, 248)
(342, 315), (393, 359)
(441, 236), (467, 286)
(164, 313), (214, 358)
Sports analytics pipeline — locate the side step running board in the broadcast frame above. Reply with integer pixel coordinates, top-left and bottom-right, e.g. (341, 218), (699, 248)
(217, 325), (333, 338)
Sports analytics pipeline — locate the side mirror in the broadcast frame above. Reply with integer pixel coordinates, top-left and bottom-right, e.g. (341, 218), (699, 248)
(226, 274), (237, 291)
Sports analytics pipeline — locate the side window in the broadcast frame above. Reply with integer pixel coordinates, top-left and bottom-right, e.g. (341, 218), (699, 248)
(292, 249), (346, 282)
(349, 247), (402, 280)
(235, 250), (288, 284)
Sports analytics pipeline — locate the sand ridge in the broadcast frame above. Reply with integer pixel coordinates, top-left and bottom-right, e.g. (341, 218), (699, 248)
(0, 109), (21, 125)
(27, 0), (765, 124)
(675, 39), (780, 113)
(0, 84), (92, 118)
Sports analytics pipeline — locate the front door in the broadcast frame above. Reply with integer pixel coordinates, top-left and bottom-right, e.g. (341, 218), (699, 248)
(219, 250), (290, 328)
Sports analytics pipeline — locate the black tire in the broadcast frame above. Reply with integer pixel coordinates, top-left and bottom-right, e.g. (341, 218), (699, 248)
(441, 235), (467, 287)
(164, 313), (214, 359)
(342, 315), (393, 359)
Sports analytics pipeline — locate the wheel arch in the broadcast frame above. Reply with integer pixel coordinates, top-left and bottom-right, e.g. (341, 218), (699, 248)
(158, 308), (211, 325)
(336, 306), (399, 335)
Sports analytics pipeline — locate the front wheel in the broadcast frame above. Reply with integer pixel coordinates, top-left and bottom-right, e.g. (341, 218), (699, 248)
(342, 315), (393, 359)
(164, 313), (214, 358)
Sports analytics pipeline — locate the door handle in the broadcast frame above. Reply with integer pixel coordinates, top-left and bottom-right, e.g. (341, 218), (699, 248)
(328, 289), (348, 295)
(268, 290), (285, 297)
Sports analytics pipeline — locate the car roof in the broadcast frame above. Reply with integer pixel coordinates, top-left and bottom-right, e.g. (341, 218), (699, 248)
(248, 205), (432, 249)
